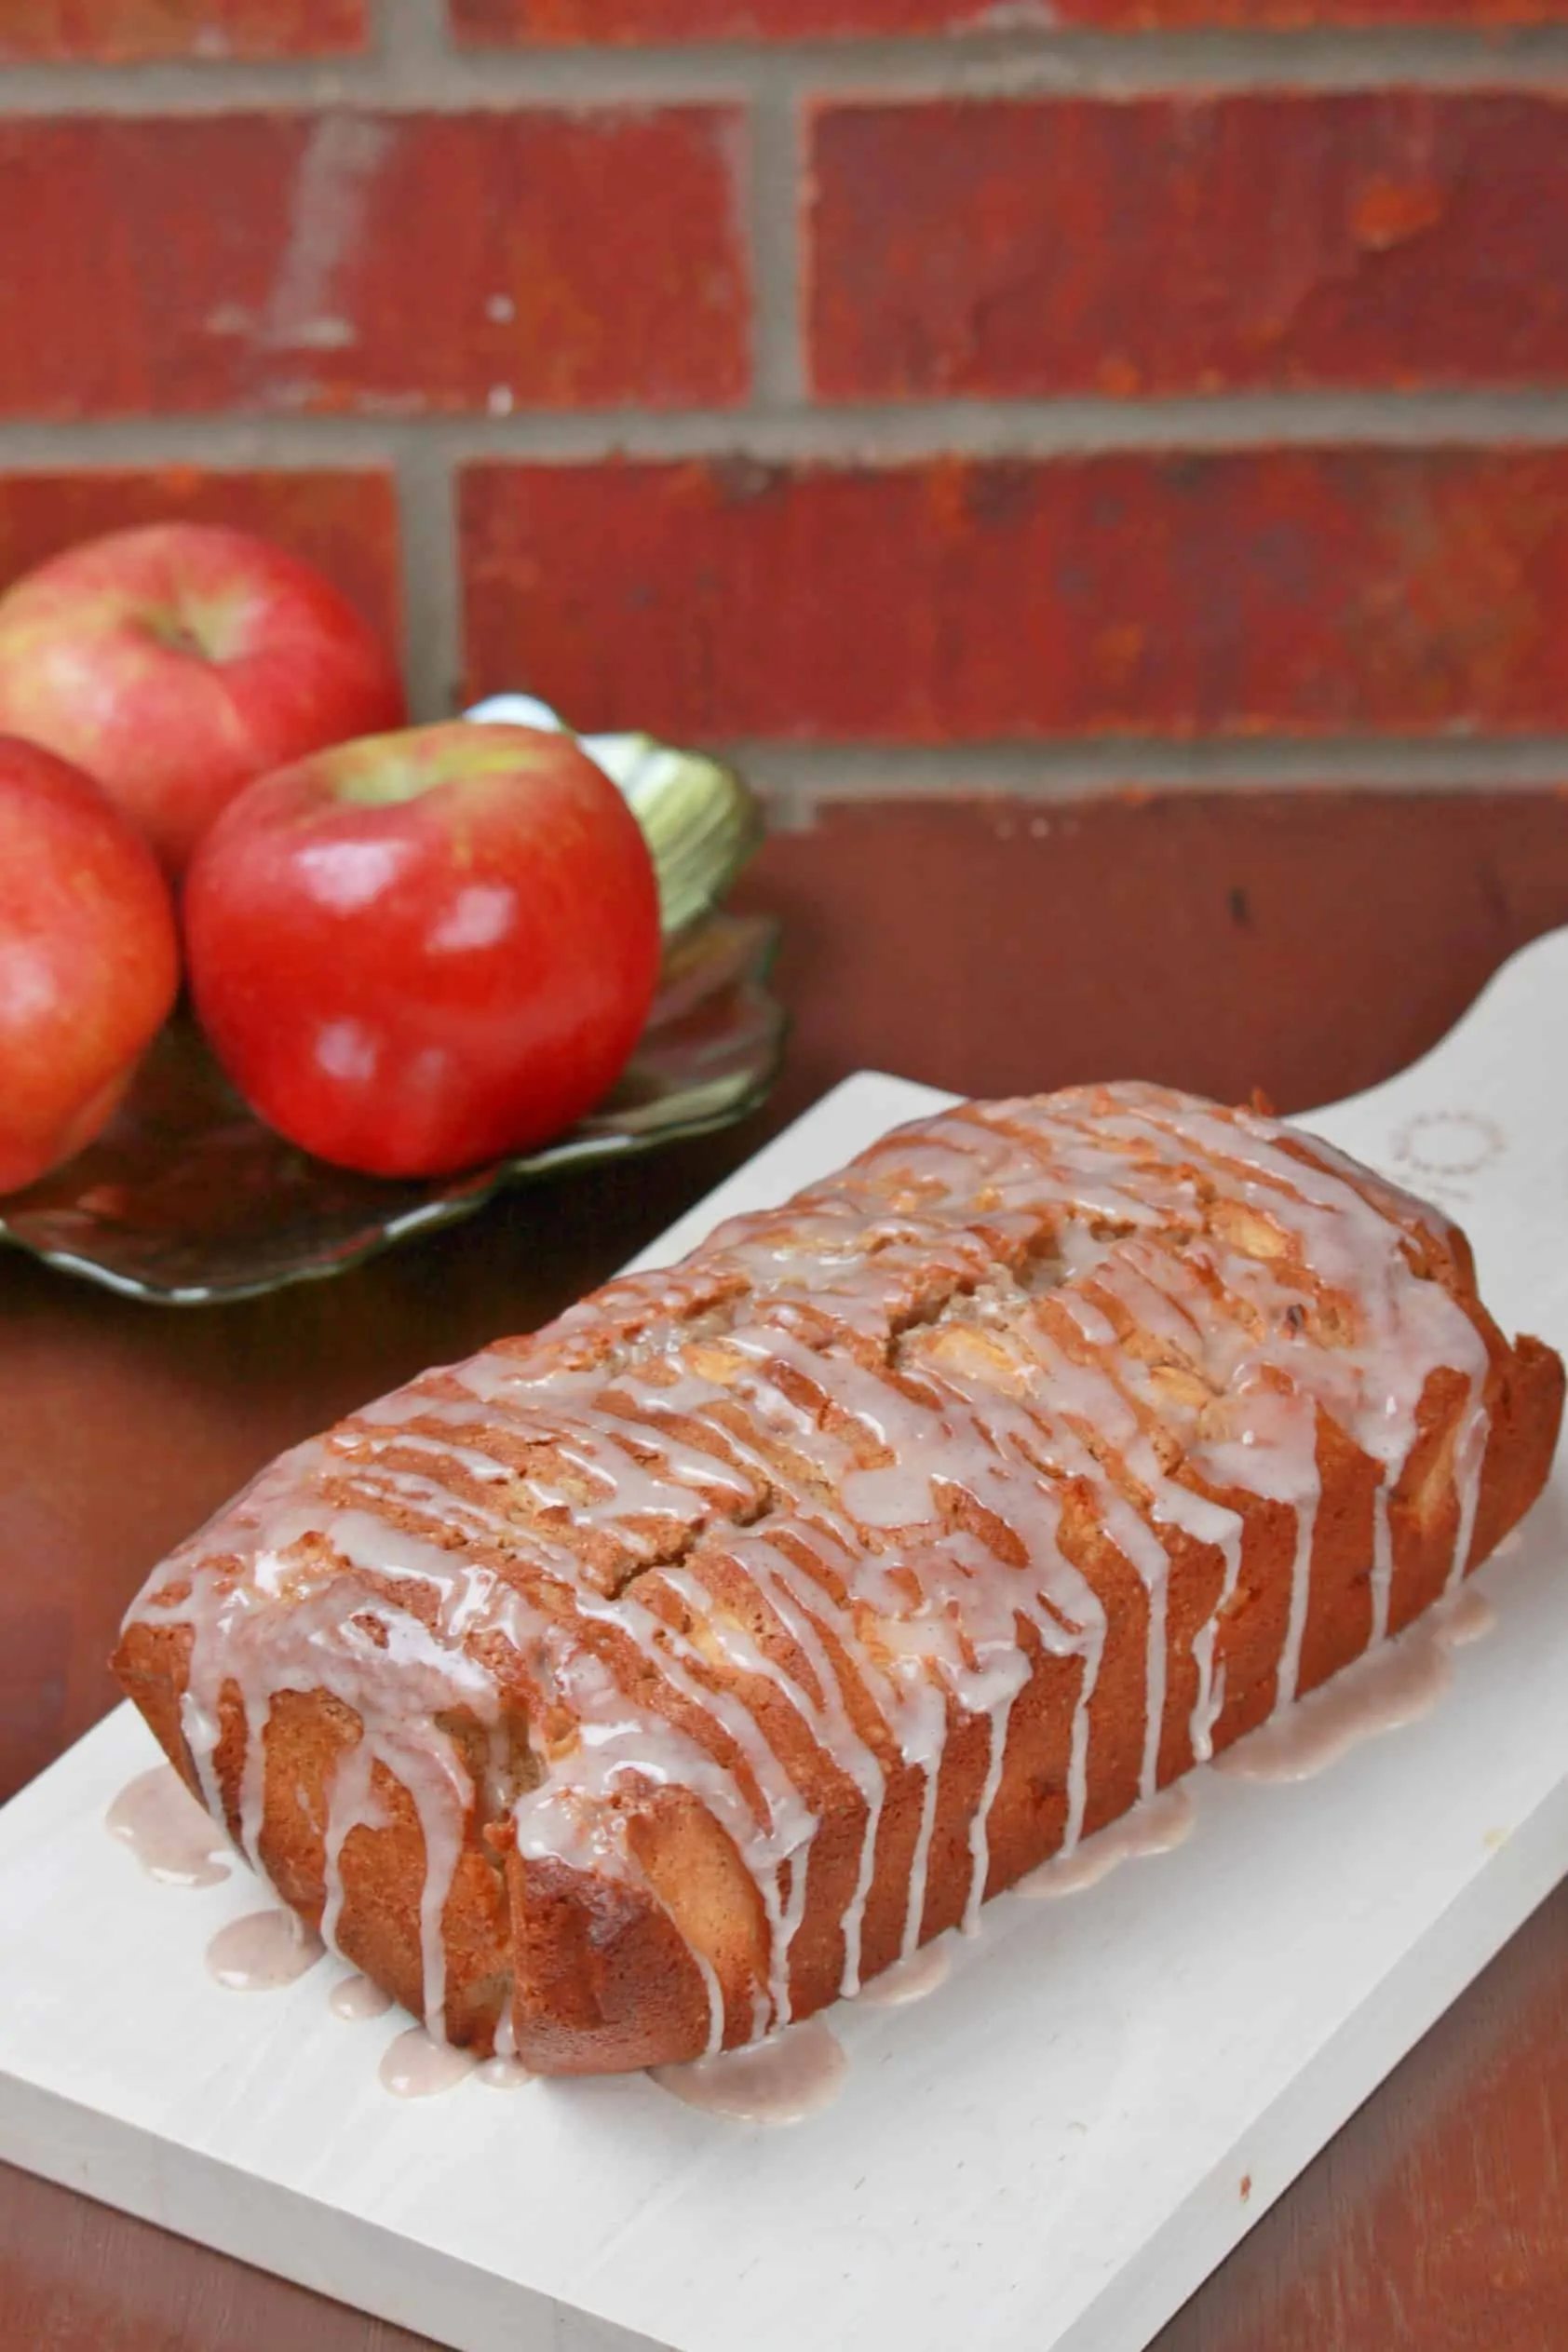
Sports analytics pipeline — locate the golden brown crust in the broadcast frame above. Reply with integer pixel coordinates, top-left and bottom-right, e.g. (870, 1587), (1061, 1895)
(112, 1086), (1564, 2075)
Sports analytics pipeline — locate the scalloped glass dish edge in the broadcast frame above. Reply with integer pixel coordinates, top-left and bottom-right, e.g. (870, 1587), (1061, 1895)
(7, 1062), (785, 1310)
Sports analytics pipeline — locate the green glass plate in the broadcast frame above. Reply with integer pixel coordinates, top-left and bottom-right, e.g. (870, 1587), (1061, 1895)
(0, 721), (784, 1305)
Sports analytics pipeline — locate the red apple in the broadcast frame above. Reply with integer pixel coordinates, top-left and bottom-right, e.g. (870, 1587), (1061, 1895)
(0, 735), (181, 1195)
(184, 723), (662, 1178)
(0, 522), (405, 874)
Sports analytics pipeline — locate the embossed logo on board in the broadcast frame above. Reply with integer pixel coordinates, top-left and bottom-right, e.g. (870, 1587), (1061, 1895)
(1388, 1111), (1507, 1209)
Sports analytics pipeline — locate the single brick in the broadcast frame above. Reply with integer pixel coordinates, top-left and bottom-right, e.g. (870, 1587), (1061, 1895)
(0, 470), (400, 656)
(811, 92), (1568, 400)
(451, 0), (1568, 36)
(1051, 0), (1567, 20)
(460, 451), (1568, 741)
(0, 112), (748, 419)
(0, 1), (366, 60)
(453, 0), (1045, 36)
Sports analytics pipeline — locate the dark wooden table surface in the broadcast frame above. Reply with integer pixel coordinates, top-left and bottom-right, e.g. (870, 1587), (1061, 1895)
(6, 790), (1568, 2352)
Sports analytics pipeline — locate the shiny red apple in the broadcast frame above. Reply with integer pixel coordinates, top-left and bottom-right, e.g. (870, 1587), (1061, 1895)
(0, 522), (405, 874)
(184, 722), (663, 1178)
(0, 735), (181, 1195)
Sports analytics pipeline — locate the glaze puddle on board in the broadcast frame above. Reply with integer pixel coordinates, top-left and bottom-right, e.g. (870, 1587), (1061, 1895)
(329, 1973), (393, 2021)
(1439, 1586), (1496, 1648)
(1015, 1787), (1196, 1899)
(106, 1767), (231, 1887)
(651, 2018), (846, 2124)
(476, 2057), (533, 2091)
(856, 1941), (953, 2007)
(380, 2027), (478, 2100)
(1215, 1613), (1463, 1787)
(206, 1910), (324, 1991)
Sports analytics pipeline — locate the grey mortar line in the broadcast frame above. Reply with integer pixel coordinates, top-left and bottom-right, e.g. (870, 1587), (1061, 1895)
(748, 80), (805, 410)
(735, 739), (1568, 824)
(388, 426), (463, 723)
(6, 17), (1568, 112)
(5, 392), (1568, 466)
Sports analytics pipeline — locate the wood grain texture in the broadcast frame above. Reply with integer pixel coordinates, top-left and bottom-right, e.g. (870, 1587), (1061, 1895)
(0, 2160), (434, 2350)
(4, 791), (1568, 2350)
(1156, 1882), (1568, 2351)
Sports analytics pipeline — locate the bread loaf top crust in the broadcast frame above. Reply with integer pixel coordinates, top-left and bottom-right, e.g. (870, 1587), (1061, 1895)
(115, 1084), (1560, 2066)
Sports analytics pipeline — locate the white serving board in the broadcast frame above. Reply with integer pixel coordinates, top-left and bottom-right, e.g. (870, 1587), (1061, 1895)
(6, 929), (1568, 2352)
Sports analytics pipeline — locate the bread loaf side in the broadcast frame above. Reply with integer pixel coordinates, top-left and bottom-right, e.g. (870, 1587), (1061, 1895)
(114, 1086), (1564, 2073)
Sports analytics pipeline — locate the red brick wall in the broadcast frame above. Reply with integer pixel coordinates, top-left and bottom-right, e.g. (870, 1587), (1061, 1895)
(6, 2), (1568, 811)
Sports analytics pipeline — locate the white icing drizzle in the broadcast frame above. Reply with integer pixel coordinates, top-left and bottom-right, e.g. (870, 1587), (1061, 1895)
(1448, 1402), (1491, 1595)
(492, 1985), (519, 2062)
(1280, 1483), (1320, 1711)
(963, 1694), (1014, 1934)
(755, 1559), (886, 2001)
(1369, 1482), (1396, 1646)
(119, 1082), (1506, 2073)
(689, 1945), (728, 2058)
(1061, 1623), (1102, 1853)
(318, 1735), (378, 1958)
(900, 1716), (945, 1964)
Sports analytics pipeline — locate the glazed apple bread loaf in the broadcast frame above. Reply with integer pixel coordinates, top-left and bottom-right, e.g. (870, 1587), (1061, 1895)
(114, 1085), (1564, 2074)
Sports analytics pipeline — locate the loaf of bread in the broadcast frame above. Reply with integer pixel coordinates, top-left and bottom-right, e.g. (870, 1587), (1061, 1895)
(114, 1085), (1563, 2074)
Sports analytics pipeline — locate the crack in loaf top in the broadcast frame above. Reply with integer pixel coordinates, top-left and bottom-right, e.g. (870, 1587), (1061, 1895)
(127, 1084), (1494, 2043)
